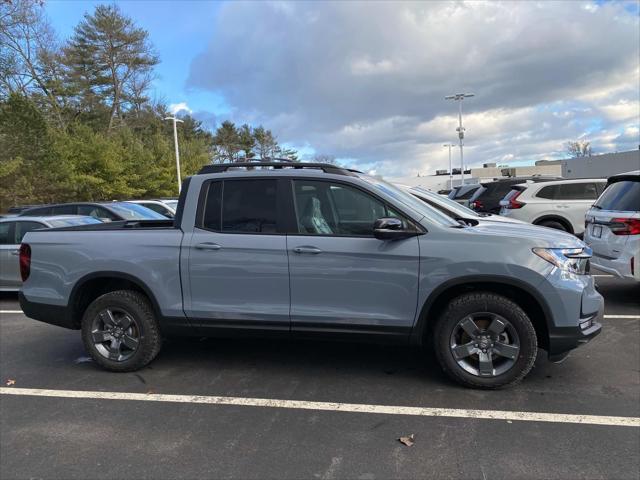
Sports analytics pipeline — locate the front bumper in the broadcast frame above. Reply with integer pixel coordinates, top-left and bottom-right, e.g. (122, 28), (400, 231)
(546, 309), (602, 362)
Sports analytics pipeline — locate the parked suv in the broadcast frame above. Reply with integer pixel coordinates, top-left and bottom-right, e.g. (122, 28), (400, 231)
(448, 184), (481, 206)
(584, 171), (640, 281)
(469, 176), (561, 214)
(499, 178), (607, 235)
(402, 186), (526, 226)
(19, 163), (602, 389)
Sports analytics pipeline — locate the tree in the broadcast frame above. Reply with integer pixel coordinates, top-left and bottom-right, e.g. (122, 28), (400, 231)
(0, 0), (66, 126)
(237, 123), (255, 161)
(63, 4), (158, 130)
(252, 126), (278, 160)
(212, 120), (240, 162)
(566, 140), (592, 158)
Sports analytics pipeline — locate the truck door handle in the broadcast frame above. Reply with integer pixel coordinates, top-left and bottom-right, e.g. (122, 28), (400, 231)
(293, 246), (322, 254)
(195, 242), (221, 251)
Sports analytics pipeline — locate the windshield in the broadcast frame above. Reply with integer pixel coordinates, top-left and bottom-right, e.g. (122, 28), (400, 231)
(411, 187), (481, 218)
(48, 217), (102, 227)
(163, 200), (178, 210)
(595, 180), (640, 212)
(358, 176), (460, 227)
(109, 202), (167, 220)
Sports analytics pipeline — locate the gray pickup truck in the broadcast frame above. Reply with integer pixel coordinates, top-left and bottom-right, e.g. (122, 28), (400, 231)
(19, 162), (603, 388)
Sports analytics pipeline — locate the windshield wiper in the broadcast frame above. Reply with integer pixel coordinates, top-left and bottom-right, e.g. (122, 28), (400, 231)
(592, 205), (602, 210)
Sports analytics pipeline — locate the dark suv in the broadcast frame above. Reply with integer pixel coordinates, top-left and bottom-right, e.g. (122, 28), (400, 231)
(469, 176), (562, 214)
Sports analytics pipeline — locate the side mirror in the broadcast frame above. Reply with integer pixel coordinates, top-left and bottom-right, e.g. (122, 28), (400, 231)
(373, 217), (417, 241)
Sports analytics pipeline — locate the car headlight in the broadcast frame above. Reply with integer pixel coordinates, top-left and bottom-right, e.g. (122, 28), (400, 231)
(532, 247), (591, 275)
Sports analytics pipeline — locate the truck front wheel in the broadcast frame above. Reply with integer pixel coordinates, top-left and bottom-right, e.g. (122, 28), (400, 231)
(433, 292), (538, 389)
(81, 290), (162, 372)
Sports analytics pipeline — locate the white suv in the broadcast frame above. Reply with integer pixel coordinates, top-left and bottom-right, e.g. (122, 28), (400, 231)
(499, 178), (607, 236)
(584, 171), (640, 281)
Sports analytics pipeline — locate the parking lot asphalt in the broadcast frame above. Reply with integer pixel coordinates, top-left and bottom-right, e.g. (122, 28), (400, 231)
(1, 274), (639, 479)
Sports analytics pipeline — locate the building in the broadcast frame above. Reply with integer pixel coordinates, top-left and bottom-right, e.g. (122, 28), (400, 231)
(561, 150), (640, 178)
(390, 150), (638, 191)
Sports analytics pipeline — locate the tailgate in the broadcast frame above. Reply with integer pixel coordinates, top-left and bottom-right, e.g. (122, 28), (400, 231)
(585, 210), (635, 259)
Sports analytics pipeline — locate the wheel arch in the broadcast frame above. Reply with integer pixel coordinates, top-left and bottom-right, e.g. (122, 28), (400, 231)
(412, 276), (552, 350)
(68, 271), (163, 329)
(532, 214), (574, 234)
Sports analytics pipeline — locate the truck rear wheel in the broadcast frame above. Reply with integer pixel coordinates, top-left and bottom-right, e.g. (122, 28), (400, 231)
(81, 290), (162, 372)
(433, 292), (537, 389)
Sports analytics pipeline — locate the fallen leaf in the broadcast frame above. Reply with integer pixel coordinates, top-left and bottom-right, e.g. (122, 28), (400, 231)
(6, 379), (16, 386)
(398, 434), (415, 446)
(507, 420), (513, 424)
(146, 389), (156, 395)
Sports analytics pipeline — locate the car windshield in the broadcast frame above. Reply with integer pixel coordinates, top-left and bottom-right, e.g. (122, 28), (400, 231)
(595, 180), (640, 212)
(108, 202), (167, 220)
(163, 200), (178, 209)
(412, 187), (481, 218)
(358, 176), (460, 227)
(48, 217), (103, 227)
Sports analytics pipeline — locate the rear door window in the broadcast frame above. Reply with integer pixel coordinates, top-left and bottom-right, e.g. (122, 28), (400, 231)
(51, 205), (77, 215)
(556, 182), (600, 200)
(222, 180), (278, 233)
(21, 206), (52, 216)
(14, 221), (46, 243)
(0, 222), (13, 245)
(595, 181), (640, 212)
(199, 181), (222, 231)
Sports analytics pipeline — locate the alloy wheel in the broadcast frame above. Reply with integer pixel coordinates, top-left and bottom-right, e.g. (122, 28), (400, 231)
(90, 307), (140, 362)
(449, 312), (520, 377)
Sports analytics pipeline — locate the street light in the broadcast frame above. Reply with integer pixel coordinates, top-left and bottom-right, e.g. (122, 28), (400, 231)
(445, 93), (474, 184)
(164, 116), (184, 193)
(443, 143), (454, 188)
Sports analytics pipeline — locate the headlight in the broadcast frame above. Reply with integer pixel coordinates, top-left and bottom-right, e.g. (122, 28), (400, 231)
(533, 247), (591, 275)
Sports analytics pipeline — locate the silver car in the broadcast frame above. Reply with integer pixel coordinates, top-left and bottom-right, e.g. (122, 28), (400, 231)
(0, 215), (101, 291)
(584, 170), (640, 281)
(126, 200), (176, 218)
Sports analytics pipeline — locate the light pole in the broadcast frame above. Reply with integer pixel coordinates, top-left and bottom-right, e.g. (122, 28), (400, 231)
(445, 93), (474, 184)
(443, 143), (454, 188)
(164, 116), (184, 193)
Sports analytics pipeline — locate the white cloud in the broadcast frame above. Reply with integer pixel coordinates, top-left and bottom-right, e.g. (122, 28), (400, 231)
(169, 102), (193, 115)
(188, 1), (640, 176)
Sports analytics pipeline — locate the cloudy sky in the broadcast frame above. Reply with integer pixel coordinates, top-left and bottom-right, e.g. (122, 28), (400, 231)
(47, 0), (639, 176)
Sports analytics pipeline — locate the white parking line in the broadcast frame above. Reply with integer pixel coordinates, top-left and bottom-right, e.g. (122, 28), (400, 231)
(592, 274), (614, 278)
(1, 387), (638, 428)
(3, 309), (637, 319)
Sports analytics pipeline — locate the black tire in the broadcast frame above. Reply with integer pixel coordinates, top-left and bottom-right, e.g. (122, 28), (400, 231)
(81, 290), (162, 372)
(433, 292), (537, 389)
(537, 219), (568, 232)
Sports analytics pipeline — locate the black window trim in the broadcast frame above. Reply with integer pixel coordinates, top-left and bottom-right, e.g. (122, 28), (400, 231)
(195, 175), (427, 238)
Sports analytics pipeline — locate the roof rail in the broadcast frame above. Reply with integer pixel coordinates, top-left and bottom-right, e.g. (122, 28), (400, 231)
(198, 162), (361, 176)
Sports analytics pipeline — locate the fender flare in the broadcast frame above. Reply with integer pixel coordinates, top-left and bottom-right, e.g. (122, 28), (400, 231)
(69, 271), (164, 325)
(410, 274), (554, 345)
